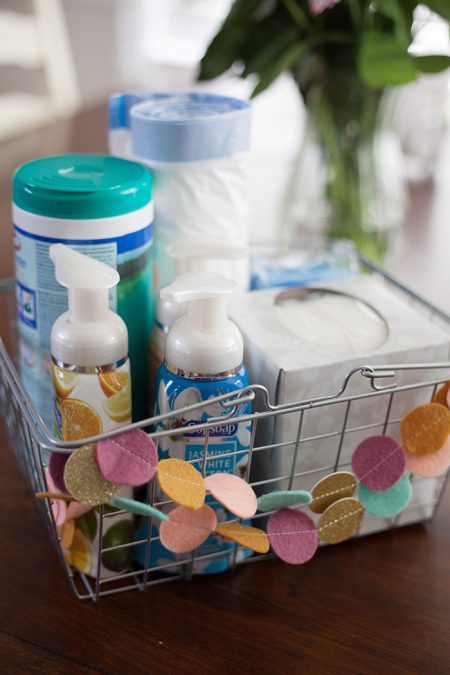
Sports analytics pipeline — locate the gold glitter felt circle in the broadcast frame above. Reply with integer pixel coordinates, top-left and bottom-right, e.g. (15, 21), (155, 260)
(309, 471), (357, 514)
(318, 497), (364, 544)
(64, 443), (120, 505)
(400, 403), (450, 456)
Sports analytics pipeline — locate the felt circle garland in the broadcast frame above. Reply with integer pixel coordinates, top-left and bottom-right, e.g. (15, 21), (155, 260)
(267, 509), (317, 564)
(48, 452), (69, 494)
(309, 472), (357, 513)
(351, 435), (406, 492)
(357, 475), (412, 518)
(318, 497), (364, 544)
(404, 438), (450, 477)
(157, 458), (205, 510)
(400, 403), (450, 456)
(160, 505), (217, 553)
(96, 429), (158, 486)
(433, 381), (450, 409)
(63, 443), (120, 506)
(38, 395), (450, 570)
(257, 490), (312, 512)
(216, 522), (270, 554)
(204, 473), (257, 519)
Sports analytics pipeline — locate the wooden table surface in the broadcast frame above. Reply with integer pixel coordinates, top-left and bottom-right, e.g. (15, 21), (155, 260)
(1, 105), (450, 675)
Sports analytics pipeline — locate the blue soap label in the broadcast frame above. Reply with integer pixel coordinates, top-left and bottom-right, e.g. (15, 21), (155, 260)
(139, 364), (252, 574)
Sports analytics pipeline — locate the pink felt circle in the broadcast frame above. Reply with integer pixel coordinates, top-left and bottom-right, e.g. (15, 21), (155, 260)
(66, 501), (92, 520)
(48, 452), (69, 494)
(351, 435), (405, 492)
(159, 504), (217, 553)
(44, 469), (67, 526)
(267, 508), (318, 565)
(96, 429), (158, 486)
(204, 473), (257, 519)
(405, 436), (450, 477)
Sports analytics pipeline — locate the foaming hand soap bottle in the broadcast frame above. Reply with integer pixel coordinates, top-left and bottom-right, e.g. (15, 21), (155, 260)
(49, 244), (134, 578)
(149, 272), (252, 574)
(50, 244), (131, 436)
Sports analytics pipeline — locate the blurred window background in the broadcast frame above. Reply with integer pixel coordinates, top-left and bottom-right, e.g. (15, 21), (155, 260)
(0, 0), (449, 243)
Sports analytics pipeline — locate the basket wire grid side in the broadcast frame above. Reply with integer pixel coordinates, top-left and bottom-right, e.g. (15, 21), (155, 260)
(58, 371), (450, 601)
(1, 257), (450, 600)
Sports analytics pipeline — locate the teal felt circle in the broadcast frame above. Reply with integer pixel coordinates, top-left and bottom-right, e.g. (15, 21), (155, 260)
(257, 490), (312, 512)
(357, 474), (412, 517)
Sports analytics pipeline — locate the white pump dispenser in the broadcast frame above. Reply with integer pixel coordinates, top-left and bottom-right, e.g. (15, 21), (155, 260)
(50, 244), (128, 367)
(156, 238), (248, 329)
(161, 272), (243, 375)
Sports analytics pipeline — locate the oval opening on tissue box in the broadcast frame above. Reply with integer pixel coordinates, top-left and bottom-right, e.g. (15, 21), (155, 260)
(274, 287), (388, 354)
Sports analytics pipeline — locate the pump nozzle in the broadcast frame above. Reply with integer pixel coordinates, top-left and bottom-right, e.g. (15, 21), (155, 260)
(161, 272), (242, 373)
(50, 244), (120, 322)
(166, 238), (247, 276)
(49, 244), (128, 367)
(161, 272), (237, 305)
(50, 244), (119, 291)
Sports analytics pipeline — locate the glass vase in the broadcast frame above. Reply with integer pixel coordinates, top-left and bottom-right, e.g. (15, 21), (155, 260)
(283, 82), (408, 261)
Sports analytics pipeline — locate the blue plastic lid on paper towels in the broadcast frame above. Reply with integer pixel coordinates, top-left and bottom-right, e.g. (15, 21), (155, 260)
(109, 92), (150, 130)
(129, 92), (251, 163)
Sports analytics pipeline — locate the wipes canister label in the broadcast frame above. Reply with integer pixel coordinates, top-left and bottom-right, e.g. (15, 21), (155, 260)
(14, 221), (153, 350)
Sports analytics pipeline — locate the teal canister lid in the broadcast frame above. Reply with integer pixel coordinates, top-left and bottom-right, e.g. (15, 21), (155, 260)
(13, 154), (152, 219)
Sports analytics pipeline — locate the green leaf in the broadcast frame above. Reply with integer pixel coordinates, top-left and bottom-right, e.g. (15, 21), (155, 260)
(252, 41), (309, 97)
(199, 0), (263, 80)
(198, 26), (246, 80)
(375, 0), (412, 42)
(414, 55), (450, 74)
(242, 27), (299, 77)
(358, 30), (417, 88)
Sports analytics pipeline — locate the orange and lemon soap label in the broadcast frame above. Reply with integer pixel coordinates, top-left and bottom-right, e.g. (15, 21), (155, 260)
(52, 360), (132, 441)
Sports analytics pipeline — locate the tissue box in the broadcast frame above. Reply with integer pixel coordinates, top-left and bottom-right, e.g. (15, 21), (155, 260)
(231, 276), (450, 536)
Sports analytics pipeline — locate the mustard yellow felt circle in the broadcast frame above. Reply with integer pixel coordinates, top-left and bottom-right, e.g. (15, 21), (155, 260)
(433, 382), (450, 409)
(400, 403), (450, 456)
(318, 497), (364, 545)
(309, 471), (357, 514)
(157, 458), (205, 509)
(216, 522), (270, 554)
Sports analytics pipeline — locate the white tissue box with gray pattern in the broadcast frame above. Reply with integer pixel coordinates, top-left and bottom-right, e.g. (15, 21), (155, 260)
(231, 275), (450, 537)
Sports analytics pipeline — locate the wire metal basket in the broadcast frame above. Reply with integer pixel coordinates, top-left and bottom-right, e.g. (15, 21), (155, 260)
(1, 254), (450, 601)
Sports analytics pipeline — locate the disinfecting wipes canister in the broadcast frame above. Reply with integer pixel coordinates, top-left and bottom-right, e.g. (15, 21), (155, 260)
(13, 154), (154, 420)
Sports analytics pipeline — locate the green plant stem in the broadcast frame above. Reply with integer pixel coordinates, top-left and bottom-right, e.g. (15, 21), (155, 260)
(348, 0), (362, 29)
(281, 0), (312, 34)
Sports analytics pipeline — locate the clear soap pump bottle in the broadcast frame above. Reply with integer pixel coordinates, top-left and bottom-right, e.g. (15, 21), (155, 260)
(149, 272), (252, 574)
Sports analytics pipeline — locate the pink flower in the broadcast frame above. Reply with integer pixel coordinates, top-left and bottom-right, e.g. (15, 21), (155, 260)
(309, 0), (341, 15)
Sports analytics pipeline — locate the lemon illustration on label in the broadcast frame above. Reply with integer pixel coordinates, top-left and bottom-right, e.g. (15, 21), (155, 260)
(52, 363), (79, 399)
(102, 386), (132, 423)
(64, 529), (94, 576)
(98, 371), (129, 397)
(61, 398), (103, 440)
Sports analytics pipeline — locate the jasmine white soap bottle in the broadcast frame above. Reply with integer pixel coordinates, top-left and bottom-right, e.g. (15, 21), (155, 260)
(49, 244), (134, 578)
(149, 272), (252, 574)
